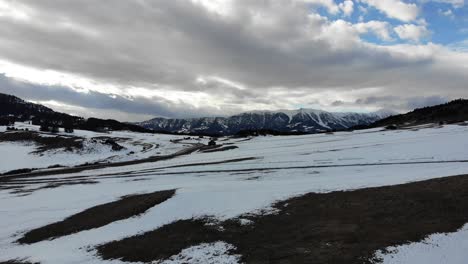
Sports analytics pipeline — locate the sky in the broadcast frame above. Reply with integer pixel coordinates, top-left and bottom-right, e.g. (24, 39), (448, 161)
(0, 0), (467, 121)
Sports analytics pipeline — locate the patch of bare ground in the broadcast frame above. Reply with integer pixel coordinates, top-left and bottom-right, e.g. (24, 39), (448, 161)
(0, 131), (83, 153)
(7, 180), (99, 196)
(17, 189), (175, 244)
(164, 157), (257, 169)
(200, 145), (239, 153)
(0, 260), (38, 264)
(98, 174), (468, 264)
(98, 219), (222, 262)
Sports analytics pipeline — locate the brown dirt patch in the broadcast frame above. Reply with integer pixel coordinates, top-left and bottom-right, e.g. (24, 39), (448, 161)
(164, 157), (257, 169)
(18, 189), (175, 244)
(98, 219), (221, 262)
(98, 174), (468, 264)
(200, 145), (239, 153)
(6, 180), (99, 196)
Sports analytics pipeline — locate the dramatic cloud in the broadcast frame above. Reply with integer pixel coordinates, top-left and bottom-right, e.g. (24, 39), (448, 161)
(0, 0), (466, 120)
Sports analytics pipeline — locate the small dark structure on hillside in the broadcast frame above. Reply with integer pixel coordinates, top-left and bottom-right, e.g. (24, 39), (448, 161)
(0, 116), (15, 126)
(40, 123), (49, 132)
(208, 139), (217, 146)
(40, 123), (60, 133)
(103, 139), (125, 151)
(64, 120), (74, 133)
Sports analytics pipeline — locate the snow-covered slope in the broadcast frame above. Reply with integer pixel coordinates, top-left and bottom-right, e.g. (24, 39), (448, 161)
(138, 109), (393, 135)
(0, 122), (206, 173)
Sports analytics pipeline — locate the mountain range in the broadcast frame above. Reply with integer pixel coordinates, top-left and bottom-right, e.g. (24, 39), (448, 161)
(138, 109), (394, 135)
(4, 92), (467, 136)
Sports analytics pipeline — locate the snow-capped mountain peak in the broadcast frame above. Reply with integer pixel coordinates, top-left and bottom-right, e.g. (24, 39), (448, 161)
(138, 109), (393, 135)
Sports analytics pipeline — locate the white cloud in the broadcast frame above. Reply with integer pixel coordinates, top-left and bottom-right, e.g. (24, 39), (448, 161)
(359, 0), (419, 22)
(438, 8), (455, 18)
(394, 24), (430, 42)
(0, 0), (31, 21)
(339, 0), (354, 16)
(304, 0), (355, 16)
(301, 0), (340, 14)
(190, 0), (234, 17)
(0, 60), (119, 95)
(316, 19), (393, 50)
(429, 0), (464, 8)
(358, 5), (368, 16)
(355, 21), (393, 41)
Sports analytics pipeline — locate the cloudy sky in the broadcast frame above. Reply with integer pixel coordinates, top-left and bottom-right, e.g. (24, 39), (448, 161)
(0, 0), (467, 121)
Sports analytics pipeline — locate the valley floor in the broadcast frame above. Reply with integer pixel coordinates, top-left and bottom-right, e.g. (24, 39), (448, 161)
(1, 123), (468, 263)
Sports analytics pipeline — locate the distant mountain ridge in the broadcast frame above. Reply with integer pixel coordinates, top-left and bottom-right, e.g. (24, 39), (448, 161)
(368, 99), (468, 128)
(0, 93), (56, 117)
(138, 109), (393, 135)
(0, 93), (151, 133)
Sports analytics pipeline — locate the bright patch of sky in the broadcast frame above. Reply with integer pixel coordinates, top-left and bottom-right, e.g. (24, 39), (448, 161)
(317, 0), (467, 45)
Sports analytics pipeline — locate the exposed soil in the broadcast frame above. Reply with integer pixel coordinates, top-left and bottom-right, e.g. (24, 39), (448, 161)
(98, 219), (222, 262)
(7, 180), (98, 195)
(98, 174), (468, 264)
(0, 131), (83, 153)
(200, 145), (239, 153)
(0, 260), (38, 264)
(1, 168), (37, 176)
(164, 157), (257, 169)
(18, 189), (175, 244)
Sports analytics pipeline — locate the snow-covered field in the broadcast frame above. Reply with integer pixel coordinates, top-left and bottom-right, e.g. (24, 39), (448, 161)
(376, 224), (468, 264)
(1, 124), (468, 263)
(0, 122), (206, 173)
